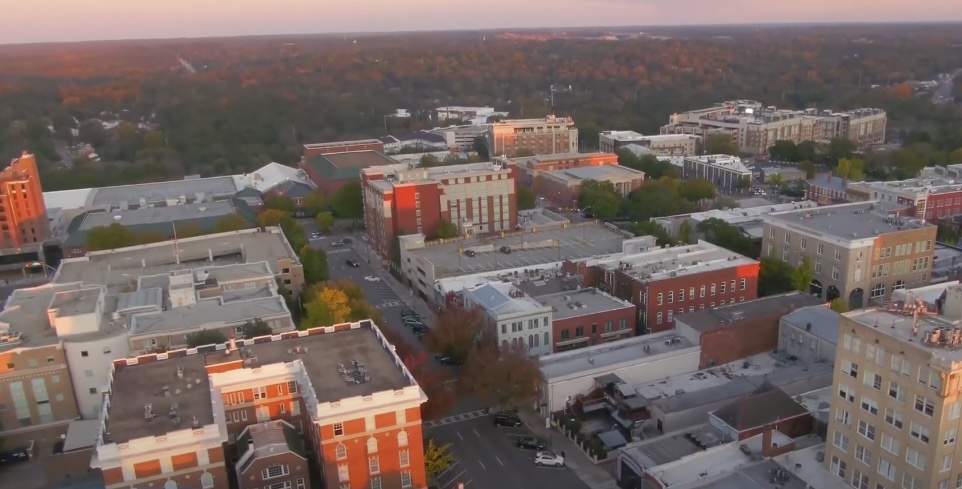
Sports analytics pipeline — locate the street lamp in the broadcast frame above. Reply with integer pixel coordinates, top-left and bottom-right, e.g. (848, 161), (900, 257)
(575, 206), (592, 242)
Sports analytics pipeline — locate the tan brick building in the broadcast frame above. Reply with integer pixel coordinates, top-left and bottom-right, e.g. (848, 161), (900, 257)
(486, 116), (578, 157)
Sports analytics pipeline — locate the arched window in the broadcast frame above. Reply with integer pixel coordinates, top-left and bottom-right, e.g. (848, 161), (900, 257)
(367, 437), (378, 453)
(543, 332), (549, 347)
(528, 335), (533, 348)
(200, 473), (214, 489)
(533, 334), (539, 348)
(165, 481), (178, 489)
(511, 338), (518, 348)
(335, 443), (347, 460)
(501, 340), (509, 349)
(397, 430), (409, 447)
(871, 283), (885, 298)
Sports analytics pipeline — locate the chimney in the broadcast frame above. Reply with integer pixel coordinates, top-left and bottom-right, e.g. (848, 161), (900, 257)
(228, 335), (237, 353)
(761, 427), (775, 457)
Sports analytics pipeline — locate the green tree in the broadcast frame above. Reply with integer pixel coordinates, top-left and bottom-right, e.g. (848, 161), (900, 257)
(768, 140), (800, 162)
(78, 120), (108, 148)
(735, 176), (752, 191)
(299, 245), (329, 285)
(264, 195), (295, 213)
(827, 138), (857, 164)
(86, 223), (139, 251)
(517, 186), (536, 210)
(678, 220), (693, 244)
(304, 191), (329, 216)
(315, 211), (335, 233)
(696, 218), (753, 256)
(241, 318), (273, 338)
(186, 329), (227, 347)
(950, 148), (962, 164)
(578, 180), (622, 219)
(331, 181), (363, 223)
(433, 220), (458, 239)
(514, 148), (535, 157)
(258, 209), (294, 228)
(705, 134), (739, 155)
(462, 341), (544, 410)
(769, 173), (785, 188)
(758, 256), (795, 297)
(424, 438), (456, 483)
(836, 158), (865, 180)
(618, 150), (678, 179)
(472, 136), (490, 160)
(791, 257), (814, 293)
(796, 141), (818, 162)
(678, 179), (716, 202)
(420, 154), (441, 167)
(830, 298), (849, 313)
(800, 160), (816, 179)
(214, 214), (251, 233)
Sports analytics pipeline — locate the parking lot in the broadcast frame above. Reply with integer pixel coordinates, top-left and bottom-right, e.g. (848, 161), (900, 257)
(427, 414), (590, 489)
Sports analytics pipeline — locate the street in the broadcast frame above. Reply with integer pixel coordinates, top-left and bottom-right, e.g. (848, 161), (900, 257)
(427, 415), (590, 489)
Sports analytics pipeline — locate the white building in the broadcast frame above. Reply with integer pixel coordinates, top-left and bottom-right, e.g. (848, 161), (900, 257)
(682, 154), (751, 193)
(462, 282), (553, 356)
(427, 125), (488, 151)
(651, 201), (818, 240)
(436, 106), (507, 126)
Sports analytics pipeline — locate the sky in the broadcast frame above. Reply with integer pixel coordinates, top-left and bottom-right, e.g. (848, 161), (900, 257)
(3, 0), (962, 45)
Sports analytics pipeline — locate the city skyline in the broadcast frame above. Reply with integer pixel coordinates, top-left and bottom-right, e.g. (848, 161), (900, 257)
(2, 0), (962, 45)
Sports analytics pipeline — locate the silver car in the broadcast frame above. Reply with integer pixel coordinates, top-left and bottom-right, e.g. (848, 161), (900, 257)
(534, 451), (565, 467)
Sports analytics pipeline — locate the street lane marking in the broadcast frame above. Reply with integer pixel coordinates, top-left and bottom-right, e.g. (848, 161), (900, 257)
(457, 432), (464, 440)
(463, 480), (473, 487)
(478, 460), (486, 470)
(472, 428), (481, 437)
(424, 410), (488, 429)
(495, 456), (504, 466)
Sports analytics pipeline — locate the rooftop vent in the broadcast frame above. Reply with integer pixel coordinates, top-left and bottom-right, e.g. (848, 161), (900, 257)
(338, 359), (371, 384)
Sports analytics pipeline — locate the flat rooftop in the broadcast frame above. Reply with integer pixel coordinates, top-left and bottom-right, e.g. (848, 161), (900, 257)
(137, 262), (274, 292)
(54, 228), (297, 291)
(130, 295), (288, 336)
(594, 240), (757, 283)
(675, 292), (826, 334)
(106, 321), (412, 444)
(771, 444), (848, 489)
(535, 288), (634, 321)
(79, 200), (236, 230)
(765, 200), (933, 241)
(686, 458), (813, 489)
(303, 139), (383, 149)
(685, 155), (750, 173)
(49, 288), (102, 316)
(863, 177), (962, 195)
(634, 352), (779, 400)
(644, 432), (795, 488)
(320, 150), (396, 169)
(932, 244), (962, 276)
(600, 130), (645, 141)
(464, 282), (548, 316)
(681, 201), (817, 225)
(518, 208), (569, 228)
(540, 331), (695, 381)
(620, 424), (726, 467)
(541, 165), (645, 184)
(845, 307), (962, 362)
(781, 306), (841, 344)
(0, 283), (102, 347)
(89, 176), (239, 207)
(409, 223), (626, 278)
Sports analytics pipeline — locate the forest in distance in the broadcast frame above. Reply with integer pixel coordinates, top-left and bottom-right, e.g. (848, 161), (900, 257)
(0, 22), (961, 191)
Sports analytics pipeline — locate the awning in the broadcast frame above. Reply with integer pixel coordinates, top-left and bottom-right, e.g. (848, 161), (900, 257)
(63, 419), (100, 452)
(598, 429), (629, 450)
(594, 373), (624, 386)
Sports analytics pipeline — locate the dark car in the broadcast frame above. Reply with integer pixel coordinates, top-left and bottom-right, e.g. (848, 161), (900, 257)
(464, 249), (476, 257)
(345, 259), (361, 267)
(516, 436), (546, 451)
(435, 355), (462, 366)
(403, 316), (423, 326)
(0, 447), (29, 467)
(494, 412), (523, 427)
(499, 246), (512, 254)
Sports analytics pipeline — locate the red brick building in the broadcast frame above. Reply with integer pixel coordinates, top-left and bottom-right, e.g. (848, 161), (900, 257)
(299, 150), (398, 194)
(563, 241), (760, 333)
(708, 383), (812, 441)
(0, 152), (48, 252)
(533, 287), (637, 352)
(94, 321), (428, 489)
(673, 292), (827, 369)
(362, 161), (518, 258)
(507, 152), (619, 187)
(533, 164), (645, 209)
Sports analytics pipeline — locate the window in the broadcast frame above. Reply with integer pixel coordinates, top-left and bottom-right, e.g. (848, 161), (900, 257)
(740, 278), (746, 290)
(398, 431), (408, 447)
(855, 444), (872, 465)
(656, 312), (663, 325)
(287, 380), (297, 393)
(368, 456), (380, 475)
(949, 401), (961, 420)
(914, 395), (935, 416)
(945, 429), (957, 445)
(942, 454), (952, 472)
(336, 444), (347, 460)
(835, 249), (842, 261)
(864, 372), (882, 390)
(668, 291), (673, 304)
(784, 232), (791, 243)
(297, 479), (305, 489)
(903, 474), (921, 489)
(770, 228), (775, 238)
(401, 471), (412, 488)
(834, 431), (850, 451)
(860, 397), (878, 415)
(710, 284), (716, 295)
(801, 238), (808, 249)
(878, 458), (896, 480)
(657, 293), (663, 305)
(367, 437), (378, 453)
(857, 420), (875, 441)
(909, 422), (931, 443)
(333, 422), (344, 436)
(370, 477), (382, 489)
(891, 355), (911, 376)
(817, 243), (824, 255)
(266, 483), (291, 489)
(201, 473), (214, 489)
(839, 384), (855, 402)
(700, 285), (706, 297)
(889, 381), (906, 403)
(831, 455), (847, 479)
(851, 469), (869, 489)
(836, 408), (850, 425)
(832, 266), (840, 280)
(689, 287), (695, 299)
(337, 464), (350, 482)
(81, 351), (88, 357)
(667, 311), (673, 323)
(905, 447), (926, 470)
(816, 259), (822, 273)
(254, 386), (267, 400)
(261, 464), (290, 480)
(843, 361), (859, 378)
(884, 408), (903, 429)
(399, 449), (410, 467)
(881, 433), (900, 455)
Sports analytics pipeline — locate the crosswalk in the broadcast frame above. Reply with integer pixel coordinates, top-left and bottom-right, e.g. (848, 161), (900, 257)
(325, 248), (353, 255)
(423, 409), (488, 429)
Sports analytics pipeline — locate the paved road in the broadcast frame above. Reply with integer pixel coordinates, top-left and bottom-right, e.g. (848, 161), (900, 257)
(427, 414), (589, 489)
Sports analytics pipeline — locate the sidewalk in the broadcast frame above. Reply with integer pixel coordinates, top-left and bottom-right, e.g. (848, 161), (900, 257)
(517, 409), (619, 489)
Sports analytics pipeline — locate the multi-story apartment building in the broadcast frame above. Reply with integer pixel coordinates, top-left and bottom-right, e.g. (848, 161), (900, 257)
(93, 320), (429, 489)
(682, 155), (752, 193)
(661, 100), (886, 154)
(533, 165), (646, 209)
(1, 152), (48, 266)
(846, 177), (962, 223)
(563, 240), (760, 333)
(485, 116), (578, 157)
(599, 131), (701, 156)
(762, 201), (937, 309)
(361, 161), (518, 258)
(503, 152), (619, 187)
(824, 305), (962, 489)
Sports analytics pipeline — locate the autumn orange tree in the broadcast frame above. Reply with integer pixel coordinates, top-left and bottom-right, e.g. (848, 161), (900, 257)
(461, 342), (544, 411)
(404, 350), (457, 420)
(423, 305), (492, 363)
(301, 286), (351, 328)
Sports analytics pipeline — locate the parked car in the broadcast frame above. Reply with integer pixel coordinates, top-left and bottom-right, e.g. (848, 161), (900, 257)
(435, 355), (462, 366)
(412, 324), (429, 335)
(345, 259), (361, 267)
(464, 249), (476, 257)
(403, 317), (423, 326)
(534, 451), (565, 467)
(364, 275), (381, 282)
(516, 436), (546, 451)
(499, 246), (512, 254)
(0, 447), (29, 467)
(310, 232), (321, 239)
(494, 412), (523, 427)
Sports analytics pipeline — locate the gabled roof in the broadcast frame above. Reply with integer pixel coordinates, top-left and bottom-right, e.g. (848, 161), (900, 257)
(236, 420), (307, 474)
(239, 162), (315, 194)
(711, 382), (808, 432)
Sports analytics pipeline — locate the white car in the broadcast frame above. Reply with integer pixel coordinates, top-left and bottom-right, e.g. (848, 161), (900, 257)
(534, 451), (565, 467)
(364, 275), (382, 282)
